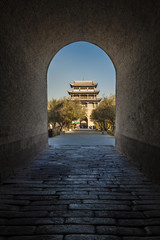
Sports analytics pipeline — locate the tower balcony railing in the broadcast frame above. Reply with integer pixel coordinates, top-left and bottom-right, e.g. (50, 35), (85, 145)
(73, 89), (95, 92)
(71, 96), (98, 100)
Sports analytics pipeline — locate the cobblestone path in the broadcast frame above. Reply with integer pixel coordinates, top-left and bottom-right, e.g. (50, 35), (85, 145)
(0, 145), (160, 239)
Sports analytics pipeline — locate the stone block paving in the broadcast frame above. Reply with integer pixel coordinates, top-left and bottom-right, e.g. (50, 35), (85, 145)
(0, 145), (160, 239)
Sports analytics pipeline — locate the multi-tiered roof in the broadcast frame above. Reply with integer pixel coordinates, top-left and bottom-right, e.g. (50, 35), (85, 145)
(70, 80), (98, 87)
(68, 80), (101, 103)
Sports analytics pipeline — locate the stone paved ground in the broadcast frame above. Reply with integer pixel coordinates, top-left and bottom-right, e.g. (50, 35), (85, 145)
(0, 143), (160, 239)
(48, 129), (115, 147)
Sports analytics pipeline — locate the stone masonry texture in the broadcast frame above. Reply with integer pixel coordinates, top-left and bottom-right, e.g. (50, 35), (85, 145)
(0, 145), (160, 239)
(0, 0), (160, 184)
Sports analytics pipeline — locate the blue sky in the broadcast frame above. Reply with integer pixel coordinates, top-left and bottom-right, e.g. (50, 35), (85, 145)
(47, 41), (116, 100)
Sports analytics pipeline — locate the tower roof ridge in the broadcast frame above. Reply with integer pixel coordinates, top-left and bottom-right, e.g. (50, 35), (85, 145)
(70, 80), (98, 87)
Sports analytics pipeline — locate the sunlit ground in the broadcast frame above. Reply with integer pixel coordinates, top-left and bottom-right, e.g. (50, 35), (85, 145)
(48, 129), (115, 147)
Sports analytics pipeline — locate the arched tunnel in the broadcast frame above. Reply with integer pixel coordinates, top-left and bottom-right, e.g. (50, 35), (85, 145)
(0, 0), (160, 184)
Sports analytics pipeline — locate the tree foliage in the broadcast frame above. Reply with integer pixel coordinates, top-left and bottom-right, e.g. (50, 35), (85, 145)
(48, 97), (86, 131)
(91, 95), (115, 133)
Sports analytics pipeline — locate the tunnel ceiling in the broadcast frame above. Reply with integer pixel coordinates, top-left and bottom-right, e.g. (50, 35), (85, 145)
(1, 0), (158, 69)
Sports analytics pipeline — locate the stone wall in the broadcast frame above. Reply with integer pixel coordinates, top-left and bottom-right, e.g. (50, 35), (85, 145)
(0, 0), (160, 183)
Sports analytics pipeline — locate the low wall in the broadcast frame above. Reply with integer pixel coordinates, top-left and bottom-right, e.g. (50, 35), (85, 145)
(116, 133), (160, 184)
(0, 133), (48, 183)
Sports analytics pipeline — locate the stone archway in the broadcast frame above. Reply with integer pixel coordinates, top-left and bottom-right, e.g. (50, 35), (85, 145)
(0, 0), (160, 183)
(80, 118), (88, 129)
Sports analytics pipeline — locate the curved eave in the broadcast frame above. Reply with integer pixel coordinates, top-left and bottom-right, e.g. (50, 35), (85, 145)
(68, 90), (100, 94)
(70, 98), (102, 102)
(70, 83), (98, 87)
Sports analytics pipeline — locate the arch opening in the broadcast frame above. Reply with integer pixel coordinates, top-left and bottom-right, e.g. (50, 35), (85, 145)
(47, 41), (116, 136)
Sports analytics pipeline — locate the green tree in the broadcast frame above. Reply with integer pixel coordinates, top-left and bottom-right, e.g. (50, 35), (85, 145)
(91, 95), (115, 133)
(48, 97), (86, 131)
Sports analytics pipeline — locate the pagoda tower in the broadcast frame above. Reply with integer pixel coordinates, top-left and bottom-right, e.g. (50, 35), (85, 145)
(68, 79), (101, 128)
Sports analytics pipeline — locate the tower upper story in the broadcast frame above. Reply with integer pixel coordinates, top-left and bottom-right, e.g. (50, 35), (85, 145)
(68, 80), (101, 102)
(70, 80), (98, 90)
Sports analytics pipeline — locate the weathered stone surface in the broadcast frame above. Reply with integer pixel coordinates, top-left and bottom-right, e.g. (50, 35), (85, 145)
(8, 236), (63, 240)
(21, 205), (67, 211)
(144, 211), (160, 218)
(30, 200), (81, 205)
(0, 226), (36, 235)
(95, 211), (145, 219)
(65, 217), (116, 225)
(65, 235), (120, 240)
(69, 203), (130, 211)
(0, 211), (49, 218)
(145, 226), (160, 235)
(7, 218), (64, 226)
(50, 210), (94, 218)
(0, 145), (160, 239)
(118, 219), (145, 227)
(36, 225), (95, 234)
(60, 194), (98, 199)
(97, 226), (145, 236)
(0, 0), (160, 186)
(123, 237), (160, 240)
